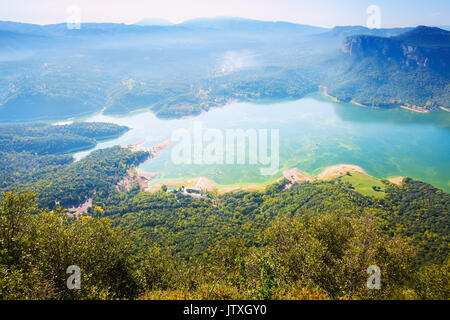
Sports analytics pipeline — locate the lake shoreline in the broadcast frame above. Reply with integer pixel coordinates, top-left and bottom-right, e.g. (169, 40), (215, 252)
(2, 87), (447, 125)
(400, 105), (431, 113)
(141, 163), (407, 194)
(318, 86), (444, 113)
(71, 95), (449, 193)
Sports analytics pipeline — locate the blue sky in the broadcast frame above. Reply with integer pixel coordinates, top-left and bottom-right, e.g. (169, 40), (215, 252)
(0, 0), (449, 27)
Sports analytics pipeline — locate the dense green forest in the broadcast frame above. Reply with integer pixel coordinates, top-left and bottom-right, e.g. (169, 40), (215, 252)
(0, 123), (448, 300)
(0, 122), (129, 154)
(1, 181), (448, 300)
(0, 149), (448, 299)
(91, 178), (448, 268)
(0, 146), (148, 209)
(0, 122), (138, 208)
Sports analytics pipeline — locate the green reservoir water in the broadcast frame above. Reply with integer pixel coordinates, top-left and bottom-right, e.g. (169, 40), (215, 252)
(75, 94), (450, 192)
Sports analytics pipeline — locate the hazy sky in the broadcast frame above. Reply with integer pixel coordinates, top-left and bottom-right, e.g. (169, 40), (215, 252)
(0, 0), (449, 28)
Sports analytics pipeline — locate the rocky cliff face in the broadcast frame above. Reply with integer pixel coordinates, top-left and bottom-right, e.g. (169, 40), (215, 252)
(325, 26), (450, 110)
(342, 36), (402, 58)
(341, 26), (450, 73)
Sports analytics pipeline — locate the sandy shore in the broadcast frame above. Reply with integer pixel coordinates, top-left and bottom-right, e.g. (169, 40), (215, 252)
(124, 138), (173, 158)
(388, 176), (405, 185)
(350, 100), (371, 108)
(148, 176), (218, 193)
(400, 105), (430, 113)
(147, 176), (268, 194)
(117, 139), (175, 192)
(319, 86), (339, 102)
(316, 164), (367, 180)
(281, 168), (313, 189)
(319, 87), (373, 109)
(319, 87), (438, 114)
(283, 168), (312, 183)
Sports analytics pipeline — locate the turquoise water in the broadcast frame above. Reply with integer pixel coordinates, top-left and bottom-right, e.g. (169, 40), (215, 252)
(75, 94), (450, 192)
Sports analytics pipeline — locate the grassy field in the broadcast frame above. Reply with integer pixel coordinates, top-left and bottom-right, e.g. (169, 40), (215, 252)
(338, 172), (386, 198)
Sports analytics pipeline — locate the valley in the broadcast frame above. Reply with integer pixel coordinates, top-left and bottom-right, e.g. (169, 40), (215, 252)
(1, 22), (449, 123)
(71, 94), (450, 193)
(0, 16), (448, 301)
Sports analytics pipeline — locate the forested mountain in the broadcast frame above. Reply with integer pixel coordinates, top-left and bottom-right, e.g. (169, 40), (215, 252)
(0, 122), (138, 208)
(178, 17), (327, 34)
(323, 26), (450, 110)
(0, 122), (128, 154)
(1, 20), (448, 122)
(0, 19), (327, 121)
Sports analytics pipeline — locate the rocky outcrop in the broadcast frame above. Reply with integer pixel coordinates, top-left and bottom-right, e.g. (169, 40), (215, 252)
(341, 26), (450, 72)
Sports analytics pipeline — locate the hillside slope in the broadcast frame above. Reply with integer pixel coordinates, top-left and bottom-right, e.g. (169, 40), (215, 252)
(323, 26), (450, 110)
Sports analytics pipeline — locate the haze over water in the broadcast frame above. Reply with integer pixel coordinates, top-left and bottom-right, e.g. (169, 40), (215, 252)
(76, 94), (450, 192)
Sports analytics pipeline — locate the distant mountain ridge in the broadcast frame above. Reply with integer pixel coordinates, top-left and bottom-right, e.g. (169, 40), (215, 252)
(135, 18), (174, 26)
(178, 16), (327, 34)
(0, 19), (449, 122)
(326, 25), (413, 38)
(394, 26), (450, 47)
(0, 20), (185, 39)
(0, 18), (327, 35)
